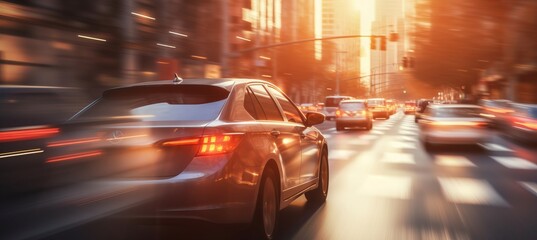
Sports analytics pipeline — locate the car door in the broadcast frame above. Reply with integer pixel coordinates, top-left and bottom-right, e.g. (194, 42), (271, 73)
(265, 86), (321, 187)
(247, 85), (302, 198)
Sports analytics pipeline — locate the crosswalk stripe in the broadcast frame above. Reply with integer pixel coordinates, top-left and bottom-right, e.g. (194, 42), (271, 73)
(381, 152), (415, 164)
(389, 141), (417, 150)
(435, 155), (476, 167)
(479, 143), (513, 152)
(520, 182), (537, 198)
(349, 139), (370, 145)
(438, 177), (509, 207)
(491, 156), (537, 170)
(397, 136), (417, 142)
(399, 130), (418, 136)
(329, 149), (354, 160)
(370, 130), (385, 135)
(360, 135), (379, 140)
(358, 175), (412, 199)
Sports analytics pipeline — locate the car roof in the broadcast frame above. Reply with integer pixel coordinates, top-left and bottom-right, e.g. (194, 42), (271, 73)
(110, 78), (270, 92)
(428, 104), (481, 109)
(340, 99), (366, 103)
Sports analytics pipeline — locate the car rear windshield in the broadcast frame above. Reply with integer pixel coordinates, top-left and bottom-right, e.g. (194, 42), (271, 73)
(340, 102), (366, 110)
(431, 107), (482, 118)
(325, 97), (349, 107)
(75, 85), (229, 121)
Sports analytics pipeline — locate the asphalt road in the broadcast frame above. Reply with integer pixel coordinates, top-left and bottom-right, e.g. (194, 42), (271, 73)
(47, 110), (537, 240)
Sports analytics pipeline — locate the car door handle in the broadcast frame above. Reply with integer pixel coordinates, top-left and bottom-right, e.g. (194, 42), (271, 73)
(270, 130), (280, 137)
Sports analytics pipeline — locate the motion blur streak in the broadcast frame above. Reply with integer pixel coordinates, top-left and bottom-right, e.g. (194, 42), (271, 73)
(104, 134), (147, 141)
(0, 148), (43, 159)
(47, 137), (101, 147)
(0, 127), (59, 142)
(46, 150), (102, 163)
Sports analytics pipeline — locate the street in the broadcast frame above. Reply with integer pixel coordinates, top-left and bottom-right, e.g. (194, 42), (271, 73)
(48, 110), (537, 240)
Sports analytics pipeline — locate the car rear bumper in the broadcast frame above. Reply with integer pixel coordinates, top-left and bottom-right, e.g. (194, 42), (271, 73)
(336, 118), (370, 126)
(114, 154), (259, 224)
(421, 129), (490, 145)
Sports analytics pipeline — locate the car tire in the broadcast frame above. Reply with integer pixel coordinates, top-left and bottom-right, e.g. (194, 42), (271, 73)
(423, 141), (434, 151)
(336, 123), (343, 131)
(305, 150), (329, 204)
(252, 168), (279, 240)
(366, 121), (373, 130)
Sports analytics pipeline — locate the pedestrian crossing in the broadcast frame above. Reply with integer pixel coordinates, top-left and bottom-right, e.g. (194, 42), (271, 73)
(324, 113), (537, 207)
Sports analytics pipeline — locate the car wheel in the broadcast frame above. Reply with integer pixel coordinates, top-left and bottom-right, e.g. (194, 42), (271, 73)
(366, 121), (373, 130)
(423, 140), (434, 151)
(336, 123), (343, 131)
(305, 150), (329, 204)
(252, 168), (279, 240)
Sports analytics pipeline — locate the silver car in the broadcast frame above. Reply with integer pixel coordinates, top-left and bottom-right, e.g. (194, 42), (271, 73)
(335, 100), (373, 131)
(418, 104), (490, 149)
(2, 79), (329, 240)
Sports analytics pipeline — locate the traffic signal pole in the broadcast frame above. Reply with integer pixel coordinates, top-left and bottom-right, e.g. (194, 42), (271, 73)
(233, 34), (383, 55)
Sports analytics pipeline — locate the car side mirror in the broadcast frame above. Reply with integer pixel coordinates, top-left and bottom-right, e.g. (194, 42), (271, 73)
(305, 112), (325, 126)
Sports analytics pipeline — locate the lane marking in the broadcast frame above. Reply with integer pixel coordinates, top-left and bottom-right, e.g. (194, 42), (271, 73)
(389, 141), (417, 150)
(520, 182), (537, 198)
(438, 178), (509, 207)
(359, 175), (412, 199)
(435, 155), (476, 167)
(381, 152), (415, 164)
(491, 156), (537, 170)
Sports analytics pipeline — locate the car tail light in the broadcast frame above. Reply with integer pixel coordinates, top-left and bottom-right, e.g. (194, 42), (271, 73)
(514, 120), (537, 130)
(429, 121), (487, 127)
(160, 134), (243, 156)
(0, 127), (59, 142)
(336, 110), (341, 117)
(361, 110), (367, 116)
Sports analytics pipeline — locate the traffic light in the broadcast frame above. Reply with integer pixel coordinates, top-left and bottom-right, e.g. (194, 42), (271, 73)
(370, 36), (377, 50)
(380, 36), (387, 51)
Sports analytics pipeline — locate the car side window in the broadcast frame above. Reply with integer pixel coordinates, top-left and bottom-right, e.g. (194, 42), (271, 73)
(248, 85), (284, 121)
(243, 87), (260, 120)
(266, 86), (304, 124)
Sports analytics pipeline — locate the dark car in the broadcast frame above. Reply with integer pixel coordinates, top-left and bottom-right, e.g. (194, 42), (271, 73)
(478, 99), (513, 129)
(504, 103), (537, 144)
(335, 100), (373, 131)
(414, 99), (434, 123)
(1, 78), (328, 240)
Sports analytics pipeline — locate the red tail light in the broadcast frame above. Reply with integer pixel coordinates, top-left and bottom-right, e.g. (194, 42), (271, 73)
(514, 121), (537, 130)
(160, 134), (243, 156)
(0, 127), (59, 142)
(46, 150), (102, 163)
(336, 110), (341, 117)
(429, 121), (487, 127)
